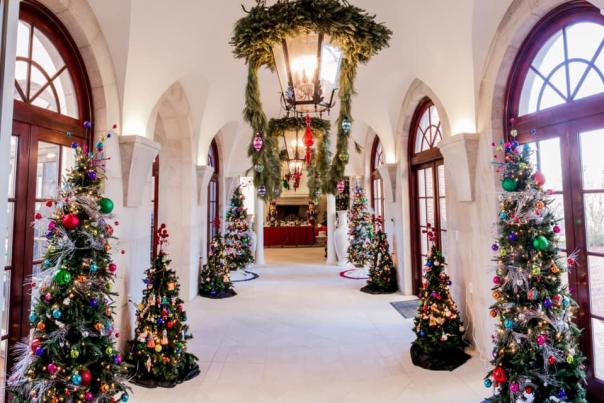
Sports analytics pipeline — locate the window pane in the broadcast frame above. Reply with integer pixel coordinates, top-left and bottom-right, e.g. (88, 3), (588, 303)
(419, 199), (427, 226)
(439, 197), (447, 230)
(8, 136), (17, 198)
(585, 194), (604, 254)
(32, 202), (47, 261)
(425, 167), (433, 197)
(14, 60), (28, 101)
(1, 270), (10, 336)
(533, 29), (564, 77)
(593, 317), (604, 381)
(438, 165), (445, 196)
(580, 128), (604, 190)
(417, 170), (426, 197)
(538, 138), (563, 191)
(567, 23), (604, 61)
(589, 256), (604, 319)
(550, 194), (566, 250)
(54, 69), (78, 118)
(420, 232), (427, 257)
(5, 203), (14, 266)
(426, 198), (434, 225)
(575, 67), (604, 100)
(519, 69), (544, 115)
(32, 27), (65, 77)
(16, 21), (30, 58)
(540, 83), (566, 111)
(60, 145), (76, 183)
(36, 142), (59, 199)
(32, 263), (41, 278)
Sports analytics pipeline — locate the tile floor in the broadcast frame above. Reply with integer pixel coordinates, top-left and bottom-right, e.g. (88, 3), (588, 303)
(129, 247), (487, 402)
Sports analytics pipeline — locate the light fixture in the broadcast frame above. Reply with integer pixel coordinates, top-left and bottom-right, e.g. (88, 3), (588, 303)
(272, 32), (343, 114)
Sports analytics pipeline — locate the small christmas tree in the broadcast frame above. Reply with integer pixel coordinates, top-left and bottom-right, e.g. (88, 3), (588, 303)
(411, 225), (469, 371)
(484, 134), (586, 402)
(361, 220), (398, 294)
(347, 185), (374, 267)
(8, 132), (130, 402)
(224, 186), (254, 271)
(127, 224), (200, 388)
(199, 219), (236, 299)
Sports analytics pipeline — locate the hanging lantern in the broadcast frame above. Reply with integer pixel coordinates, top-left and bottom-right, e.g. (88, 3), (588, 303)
(257, 185), (267, 197)
(272, 32), (343, 113)
(303, 113), (314, 166)
(337, 180), (346, 193)
(253, 133), (264, 152)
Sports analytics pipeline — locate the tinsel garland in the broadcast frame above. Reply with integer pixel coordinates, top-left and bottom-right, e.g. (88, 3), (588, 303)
(232, 0), (391, 198)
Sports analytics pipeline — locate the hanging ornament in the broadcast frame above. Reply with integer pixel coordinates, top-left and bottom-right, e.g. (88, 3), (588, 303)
(533, 171), (546, 186)
(70, 348), (80, 359)
(62, 214), (80, 230)
(532, 235), (549, 251)
(492, 367), (507, 383)
(254, 163), (264, 173)
(337, 180), (345, 193)
(501, 177), (517, 192)
(338, 152), (349, 162)
(161, 330), (169, 345)
(71, 373), (82, 385)
(253, 133), (264, 152)
(257, 185), (267, 197)
(80, 369), (92, 386)
(484, 379), (493, 388)
(303, 113), (314, 166)
(54, 269), (72, 286)
(342, 119), (352, 134)
(87, 171), (97, 181)
(99, 197), (114, 214)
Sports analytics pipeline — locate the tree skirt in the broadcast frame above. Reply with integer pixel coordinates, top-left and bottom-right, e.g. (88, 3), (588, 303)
(199, 289), (237, 299)
(231, 270), (259, 282)
(410, 343), (470, 371)
(360, 284), (398, 294)
(339, 267), (369, 280)
(129, 358), (200, 388)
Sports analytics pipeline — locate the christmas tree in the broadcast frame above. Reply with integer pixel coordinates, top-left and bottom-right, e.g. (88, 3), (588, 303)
(199, 219), (236, 299)
(347, 185), (374, 267)
(361, 220), (398, 294)
(484, 134), (586, 402)
(224, 186), (254, 271)
(411, 225), (468, 371)
(127, 224), (199, 388)
(8, 132), (130, 402)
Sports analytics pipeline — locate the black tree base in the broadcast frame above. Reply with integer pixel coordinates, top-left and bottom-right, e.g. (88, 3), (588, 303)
(360, 284), (397, 294)
(199, 288), (237, 299)
(410, 343), (470, 371)
(129, 361), (201, 389)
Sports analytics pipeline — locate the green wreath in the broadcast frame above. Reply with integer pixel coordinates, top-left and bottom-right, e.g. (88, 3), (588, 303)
(231, 0), (391, 199)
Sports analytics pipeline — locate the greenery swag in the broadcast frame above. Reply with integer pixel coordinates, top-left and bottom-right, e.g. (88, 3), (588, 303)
(231, 0), (391, 199)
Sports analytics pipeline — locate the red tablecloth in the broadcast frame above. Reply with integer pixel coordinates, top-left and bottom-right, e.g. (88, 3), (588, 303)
(264, 226), (315, 247)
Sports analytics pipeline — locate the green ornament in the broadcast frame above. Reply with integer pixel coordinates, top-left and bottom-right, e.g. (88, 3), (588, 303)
(105, 346), (113, 355)
(501, 177), (517, 192)
(338, 152), (349, 162)
(54, 269), (72, 286)
(533, 235), (549, 251)
(70, 348), (80, 358)
(532, 266), (541, 275)
(99, 197), (114, 214)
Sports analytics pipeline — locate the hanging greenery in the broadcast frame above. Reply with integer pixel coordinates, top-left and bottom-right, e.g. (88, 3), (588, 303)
(232, 0), (391, 197)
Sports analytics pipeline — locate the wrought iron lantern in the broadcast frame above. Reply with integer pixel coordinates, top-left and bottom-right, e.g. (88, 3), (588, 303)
(272, 32), (343, 113)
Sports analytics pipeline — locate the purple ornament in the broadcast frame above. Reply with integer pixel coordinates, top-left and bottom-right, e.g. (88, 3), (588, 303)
(491, 244), (499, 251)
(508, 232), (518, 242)
(543, 298), (553, 309)
(87, 171), (97, 180)
(85, 391), (93, 401)
(89, 298), (98, 308)
(114, 354), (122, 365)
(83, 120), (92, 129)
(48, 221), (56, 230)
(35, 346), (44, 356)
(510, 383), (520, 393)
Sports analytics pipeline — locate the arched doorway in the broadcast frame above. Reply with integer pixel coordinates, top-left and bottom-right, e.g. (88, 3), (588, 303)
(505, 1), (604, 395)
(370, 136), (384, 221)
(3, 0), (92, 374)
(207, 139), (219, 248)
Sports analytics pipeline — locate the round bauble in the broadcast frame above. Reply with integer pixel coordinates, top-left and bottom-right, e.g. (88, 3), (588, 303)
(99, 197), (114, 214)
(533, 235), (549, 251)
(484, 379), (492, 388)
(71, 373), (82, 385)
(84, 391), (93, 401)
(62, 214), (79, 230)
(70, 348), (80, 359)
(501, 177), (517, 192)
(533, 171), (546, 186)
(54, 269), (72, 286)
(341, 119), (352, 134)
(492, 367), (507, 383)
(155, 344), (162, 353)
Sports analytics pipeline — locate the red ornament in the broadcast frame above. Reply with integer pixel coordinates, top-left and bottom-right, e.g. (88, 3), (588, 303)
(525, 386), (533, 394)
(109, 263), (117, 273)
(80, 369), (92, 386)
(567, 257), (576, 266)
(492, 367), (507, 383)
(167, 320), (174, 329)
(548, 355), (556, 365)
(45, 200), (53, 207)
(62, 214), (80, 230)
(35, 213), (42, 220)
(31, 338), (41, 353)
(303, 113), (314, 166)
(533, 171), (546, 186)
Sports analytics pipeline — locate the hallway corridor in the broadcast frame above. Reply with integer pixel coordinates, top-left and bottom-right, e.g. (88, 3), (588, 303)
(130, 248), (484, 402)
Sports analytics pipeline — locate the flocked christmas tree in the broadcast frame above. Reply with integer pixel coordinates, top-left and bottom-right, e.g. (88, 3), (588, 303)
(361, 220), (398, 294)
(199, 219), (236, 299)
(347, 185), (374, 267)
(411, 224), (469, 370)
(8, 129), (130, 402)
(127, 224), (199, 388)
(224, 186), (254, 271)
(484, 133), (586, 402)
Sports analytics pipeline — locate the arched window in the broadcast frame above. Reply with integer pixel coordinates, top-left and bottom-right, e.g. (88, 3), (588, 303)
(370, 136), (385, 220)
(207, 140), (219, 248)
(506, 2), (604, 395)
(409, 98), (446, 295)
(4, 0), (92, 375)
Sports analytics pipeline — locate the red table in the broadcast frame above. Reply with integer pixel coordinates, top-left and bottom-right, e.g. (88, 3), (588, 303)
(264, 226), (315, 247)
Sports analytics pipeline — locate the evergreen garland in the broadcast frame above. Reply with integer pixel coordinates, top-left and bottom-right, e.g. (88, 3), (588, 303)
(232, 0), (391, 197)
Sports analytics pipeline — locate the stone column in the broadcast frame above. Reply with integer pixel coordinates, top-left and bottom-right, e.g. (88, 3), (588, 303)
(196, 165), (215, 265)
(255, 196), (265, 265)
(326, 194), (337, 264)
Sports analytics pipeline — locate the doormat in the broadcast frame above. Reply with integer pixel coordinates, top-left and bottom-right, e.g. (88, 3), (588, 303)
(390, 299), (419, 318)
(339, 268), (369, 280)
(231, 270), (259, 283)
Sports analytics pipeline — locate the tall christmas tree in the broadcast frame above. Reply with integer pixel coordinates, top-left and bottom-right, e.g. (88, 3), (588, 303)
(127, 224), (199, 388)
(361, 220), (398, 294)
(199, 219), (236, 299)
(224, 186), (254, 271)
(484, 133), (586, 402)
(411, 224), (468, 370)
(8, 133), (130, 402)
(347, 185), (374, 267)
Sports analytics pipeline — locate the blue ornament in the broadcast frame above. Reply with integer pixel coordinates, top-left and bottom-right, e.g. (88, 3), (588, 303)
(427, 261), (433, 267)
(508, 232), (518, 242)
(46, 231), (54, 239)
(511, 140), (519, 148)
(543, 298), (553, 309)
(96, 141), (104, 150)
(563, 297), (570, 308)
(52, 309), (62, 319)
(90, 263), (98, 272)
(499, 212), (508, 220)
(89, 298), (98, 308)
(87, 171), (97, 180)
(29, 312), (37, 322)
(484, 379), (492, 388)
(157, 318), (164, 325)
(35, 346), (44, 356)
(121, 393), (129, 402)
(83, 120), (92, 129)
(447, 280), (452, 285)
(107, 133), (112, 138)
(558, 389), (566, 399)
(504, 319), (513, 329)
(71, 373), (82, 385)
(71, 142), (78, 149)
(419, 330), (425, 337)
(43, 259), (51, 267)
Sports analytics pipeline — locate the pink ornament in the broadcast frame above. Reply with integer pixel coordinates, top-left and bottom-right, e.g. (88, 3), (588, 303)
(533, 171), (546, 186)
(510, 383), (520, 393)
(567, 257), (576, 266)
(44, 293), (52, 302)
(253, 134), (263, 152)
(48, 221), (56, 230)
(493, 276), (501, 285)
(108, 263), (117, 273)
(553, 225), (561, 234)
(47, 363), (58, 375)
(84, 391), (93, 401)
(537, 335), (546, 346)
